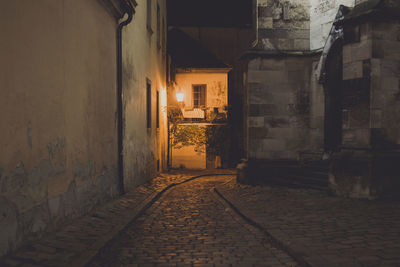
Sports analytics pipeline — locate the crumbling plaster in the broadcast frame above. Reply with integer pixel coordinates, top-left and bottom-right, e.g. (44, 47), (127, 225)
(122, 0), (168, 189)
(0, 0), (119, 256)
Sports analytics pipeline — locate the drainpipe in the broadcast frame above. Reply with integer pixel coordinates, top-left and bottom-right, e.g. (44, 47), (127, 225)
(117, 0), (135, 195)
(251, 0), (259, 48)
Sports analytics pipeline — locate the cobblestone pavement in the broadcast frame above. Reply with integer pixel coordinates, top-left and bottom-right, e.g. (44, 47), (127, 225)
(89, 176), (298, 267)
(0, 172), (233, 267)
(216, 176), (400, 267)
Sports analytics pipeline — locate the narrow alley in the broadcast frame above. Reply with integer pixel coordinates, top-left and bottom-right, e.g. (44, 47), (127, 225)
(1, 0), (400, 266)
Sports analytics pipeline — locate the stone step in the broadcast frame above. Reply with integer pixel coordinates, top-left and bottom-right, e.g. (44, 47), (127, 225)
(249, 161), (330, 191)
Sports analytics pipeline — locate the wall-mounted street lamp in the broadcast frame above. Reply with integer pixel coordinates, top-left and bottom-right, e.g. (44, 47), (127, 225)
(176, 92), (184, 103)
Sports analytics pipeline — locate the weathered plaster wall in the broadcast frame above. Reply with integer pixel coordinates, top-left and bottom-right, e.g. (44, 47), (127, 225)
(0, 0), (118, 256)
(174, 72), (228, 111)
(122, 0), (168, 189)
(257, 0), (311, 51)
(310, 0), (355, 50)
(246, 56), (324, 160)
(171, 144), (206, 169)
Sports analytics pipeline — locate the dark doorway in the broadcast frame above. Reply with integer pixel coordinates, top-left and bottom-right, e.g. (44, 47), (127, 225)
(324, 40), (343, 152)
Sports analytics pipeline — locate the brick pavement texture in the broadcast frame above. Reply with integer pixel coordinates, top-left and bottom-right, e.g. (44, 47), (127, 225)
(3, 171), (399, 267)
(216, 176), (400, 267)
(89, 176), (298, 267)
(0, 171), (233, 267)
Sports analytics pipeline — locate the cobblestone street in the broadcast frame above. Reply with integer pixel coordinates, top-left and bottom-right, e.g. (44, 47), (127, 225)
(89, 175), (297, 266)
(216, 176), (400, 267)
(2, 172), (400, 267)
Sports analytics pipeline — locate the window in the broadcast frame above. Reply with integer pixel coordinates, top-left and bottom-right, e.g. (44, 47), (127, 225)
(147, 0), (152, 33)
(193, 85), (206, 108)
(162, 18), (166, 53)
(147, 79), (152, 129)
(156, 3), (161, 49)
(156, 90), (160, 129)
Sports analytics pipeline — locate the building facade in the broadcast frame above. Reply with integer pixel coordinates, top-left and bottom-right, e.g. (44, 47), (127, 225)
(240, 0), (400, 198)
(0, 0), (167, 256)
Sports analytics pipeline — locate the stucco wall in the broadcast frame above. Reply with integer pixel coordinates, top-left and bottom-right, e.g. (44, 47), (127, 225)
(122, 0), (167, 189)
(171, 144), (206, 169)
(246, 56), (324, 160)
(174, 72), (228, 111)
(0, 0), (118, 256)
(310, 0), (355, 50)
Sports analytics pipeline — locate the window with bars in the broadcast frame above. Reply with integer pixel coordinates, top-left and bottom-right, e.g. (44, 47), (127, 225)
(192, 85), (206, 108)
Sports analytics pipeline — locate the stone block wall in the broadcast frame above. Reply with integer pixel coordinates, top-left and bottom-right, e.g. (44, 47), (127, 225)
(329, 19), (400, 199)
(341, 23), (372, 147)
(257, 0), (310, 51)
(340, 21), (400, 148)
(369, 22), (400, 147)
(246, 56), (324, 160)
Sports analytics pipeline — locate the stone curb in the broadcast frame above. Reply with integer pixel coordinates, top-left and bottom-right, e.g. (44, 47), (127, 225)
(213, 187), (313, 267)
(79, 173), (235, 267)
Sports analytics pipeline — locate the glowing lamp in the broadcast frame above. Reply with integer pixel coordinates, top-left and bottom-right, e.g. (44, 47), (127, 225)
(176, 92), (184, 103)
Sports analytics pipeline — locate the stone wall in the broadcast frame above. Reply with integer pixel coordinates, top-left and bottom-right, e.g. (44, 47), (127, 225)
(246, 55), (324, 160)
(0, 0), (119, 256)
(369, 22), (400, 146)
(122, 0), (168, 189)
(329, 18), (400, 199)
(341, 23), (372, 147)
(257, 0), (310, 51)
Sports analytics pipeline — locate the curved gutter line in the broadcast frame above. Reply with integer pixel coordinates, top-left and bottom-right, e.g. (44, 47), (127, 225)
(88, 173), (235, 265)
(117, 1), (135, 195)
(213, 187), (312, 267)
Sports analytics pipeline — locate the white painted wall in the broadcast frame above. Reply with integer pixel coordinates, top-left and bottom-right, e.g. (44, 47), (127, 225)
(310, 0), (355, 50)
(174, 72), (228, 110)
(122, 0), (168, 189)
(171, 145), (206, 169)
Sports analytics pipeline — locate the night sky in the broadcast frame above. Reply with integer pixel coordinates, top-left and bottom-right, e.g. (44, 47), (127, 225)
(167, 0), (253, 28)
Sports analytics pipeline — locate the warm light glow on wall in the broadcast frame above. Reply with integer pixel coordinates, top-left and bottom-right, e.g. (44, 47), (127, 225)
(176, 92), (184, 102)
(160, 88), (167, 107)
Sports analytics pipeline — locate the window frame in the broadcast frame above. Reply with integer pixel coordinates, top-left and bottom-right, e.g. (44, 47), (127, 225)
(156, 90), (160, 129)
(192, 84), (207, 108)
(146, 79), (152, 129)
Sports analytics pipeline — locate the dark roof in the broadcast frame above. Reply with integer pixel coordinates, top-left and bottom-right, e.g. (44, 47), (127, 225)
(336, 0), (400, 25)
(167, 28), (230, 69)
